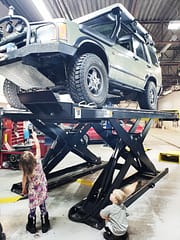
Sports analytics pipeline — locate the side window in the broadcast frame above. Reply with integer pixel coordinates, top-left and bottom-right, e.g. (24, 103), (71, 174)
(147, 45), (159, 66)
(133, 38), (148, 62)
(117, 26), (133, 52)
(120, 41), (132, 51)
(117, 36), (133, 52)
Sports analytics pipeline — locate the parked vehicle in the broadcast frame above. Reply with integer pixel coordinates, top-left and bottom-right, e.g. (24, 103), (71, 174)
(85, 120), (143, 144)
(0, 4), (162, 109)
(86, 127), (104, 144)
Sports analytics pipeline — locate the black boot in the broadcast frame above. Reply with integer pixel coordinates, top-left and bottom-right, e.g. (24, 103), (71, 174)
(0, 223), (6, 240)
(41, 212), (50, 233)
(26, 214), (36, 234)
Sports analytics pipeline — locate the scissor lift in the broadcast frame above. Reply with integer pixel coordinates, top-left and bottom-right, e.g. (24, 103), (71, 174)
(2, 90), (178, 229)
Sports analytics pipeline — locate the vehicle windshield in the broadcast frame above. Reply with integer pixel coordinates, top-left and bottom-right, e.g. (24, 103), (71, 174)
(81, 11), (118, 39)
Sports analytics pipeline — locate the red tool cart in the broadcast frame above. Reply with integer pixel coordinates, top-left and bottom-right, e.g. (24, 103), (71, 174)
(0, 118), (48, 169)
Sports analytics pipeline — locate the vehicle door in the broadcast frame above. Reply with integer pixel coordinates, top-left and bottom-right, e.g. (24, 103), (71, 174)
(109, 34), (149, 89)
(132, 37), (152, 89)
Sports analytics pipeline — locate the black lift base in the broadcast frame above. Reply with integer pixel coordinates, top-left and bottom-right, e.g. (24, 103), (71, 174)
(68, 168), (169, 230)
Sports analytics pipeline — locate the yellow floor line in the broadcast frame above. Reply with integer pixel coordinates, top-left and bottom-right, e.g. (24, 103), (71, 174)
(144, 147), (152, 152)
(0, 196), (22, 204)
(76, 178), (94, 187)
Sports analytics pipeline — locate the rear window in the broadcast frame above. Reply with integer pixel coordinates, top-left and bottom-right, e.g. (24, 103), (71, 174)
(133, 38), (148, 62)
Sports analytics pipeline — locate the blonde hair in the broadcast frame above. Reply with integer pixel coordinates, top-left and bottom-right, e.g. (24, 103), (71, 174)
(112, 189), (126, 205)
(19, 151), (37, 176)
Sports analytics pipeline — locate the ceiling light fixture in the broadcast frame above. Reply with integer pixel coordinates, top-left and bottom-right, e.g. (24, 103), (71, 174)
(168, 20), (180, 30)
(32, 0), (52, 20)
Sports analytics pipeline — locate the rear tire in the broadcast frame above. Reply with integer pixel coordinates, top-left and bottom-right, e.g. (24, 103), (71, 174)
(138, 81), (158, 110)
(3, 79), (26, 109)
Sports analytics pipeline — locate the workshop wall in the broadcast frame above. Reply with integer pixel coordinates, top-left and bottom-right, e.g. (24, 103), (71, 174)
(158, 91), (180, 110)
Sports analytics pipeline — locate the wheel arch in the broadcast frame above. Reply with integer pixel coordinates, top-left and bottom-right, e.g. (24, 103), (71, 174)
(74, 37), (109, 74)
(145, 76), (157, 89)
(145, 76), (163, 96)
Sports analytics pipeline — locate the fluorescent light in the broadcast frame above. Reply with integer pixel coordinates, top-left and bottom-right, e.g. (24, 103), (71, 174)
(32, 0), (52, 20)
(168, 20), (180, 30)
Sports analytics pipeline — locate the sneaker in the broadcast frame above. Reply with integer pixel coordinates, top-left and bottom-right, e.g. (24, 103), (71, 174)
(121, 232), (128, 240)
(114, 232), (129, 240)
(103, 231), (128, 240)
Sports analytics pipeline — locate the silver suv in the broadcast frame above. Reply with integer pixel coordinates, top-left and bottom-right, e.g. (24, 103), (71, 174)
(0, 4), (162, 110)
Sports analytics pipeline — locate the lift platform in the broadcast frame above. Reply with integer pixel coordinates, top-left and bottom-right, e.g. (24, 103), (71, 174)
(2, 90), (179, 229)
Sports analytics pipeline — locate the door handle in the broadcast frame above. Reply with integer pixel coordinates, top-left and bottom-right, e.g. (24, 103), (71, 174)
(133, 56), (138, 60)
(147, 64), (151, 68)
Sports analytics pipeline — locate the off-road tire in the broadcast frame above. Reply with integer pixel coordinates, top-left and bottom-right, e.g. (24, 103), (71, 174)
(69, 53), (108, 107)
(3, 79), (26, 109)
(138, 81), (158, 110)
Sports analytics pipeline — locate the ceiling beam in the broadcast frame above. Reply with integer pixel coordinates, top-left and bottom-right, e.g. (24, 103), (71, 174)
(140, 20), (169, 24)
(160, 62), (180, 65)
(156, 41), (180, 45)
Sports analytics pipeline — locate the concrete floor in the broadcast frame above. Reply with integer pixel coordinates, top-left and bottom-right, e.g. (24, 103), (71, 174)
(1, 127), (180, 240)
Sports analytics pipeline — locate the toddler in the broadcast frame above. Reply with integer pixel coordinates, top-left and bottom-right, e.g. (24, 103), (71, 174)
(100, 189), (128, 240)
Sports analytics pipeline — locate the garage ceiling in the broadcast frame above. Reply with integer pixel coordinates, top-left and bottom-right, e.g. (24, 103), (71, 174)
(0, 0), (179, 92)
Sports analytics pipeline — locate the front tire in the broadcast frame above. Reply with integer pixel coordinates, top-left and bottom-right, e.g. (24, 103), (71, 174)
(3, 79), (26, 109)
(69, 53), (108, 107)
(138, 81), (158, 110)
